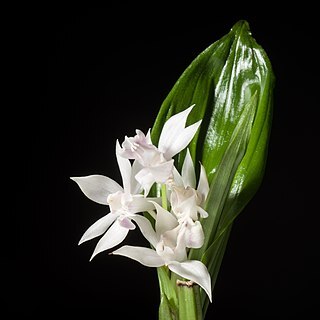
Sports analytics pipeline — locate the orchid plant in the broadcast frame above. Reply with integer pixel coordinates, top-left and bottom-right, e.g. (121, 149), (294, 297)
(71, 20), (274, 319)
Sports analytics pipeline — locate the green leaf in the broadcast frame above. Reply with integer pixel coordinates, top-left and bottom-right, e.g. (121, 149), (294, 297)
(152, 19), (275, 318)
(157, 266), (178, 319)
(151, 20), (274, 187)
(158, 294), (176, 320)
(190, 91), (258, 261)
(202, 224), (232, 313)
(189, 91), (258, 310)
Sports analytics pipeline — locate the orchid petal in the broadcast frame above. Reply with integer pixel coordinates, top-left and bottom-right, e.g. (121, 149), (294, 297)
(70, 175), (123, 205)
(156, 240), (176, 261)
(112, 245), (165, 267)
(197, 163), (209, 204)
(135, 168), (155, 196)
(148, 159), (174, 183)
(168, 260), (212, 302)
(118, 216), (136, 229)
(158, 105), (195, 155)
(78, 212), (118, 245)
(128, 196), (161, 214)
(90, 220), (129, 260)
(171, 188), (198, 221)
(145, 128), (152, 144)
(131, 160), (143, 194)
(197, 206), (209, 218)
(121, 130), (159, 165)
(152, 201), (178, 236)
(174, 226), (188, 262)
(119, 136), (136, 159)
(157, 225), (187, 263)
(116, 140), (132, 194)
(161, 225), (180, 248)
(184, 220), (204, 248)
(165, 120), (202, 159)
(131, 215), (159, 247)
(172, 166), (184, 187)
(182, 148), (196, 188)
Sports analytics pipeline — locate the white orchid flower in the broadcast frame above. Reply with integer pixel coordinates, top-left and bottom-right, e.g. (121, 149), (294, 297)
(168, 149), (210, 248)
(118, 105), (202, 196)
(171, 148), (210, 219)
(112, 201), (212, 302)
(70, 141), (160, 260)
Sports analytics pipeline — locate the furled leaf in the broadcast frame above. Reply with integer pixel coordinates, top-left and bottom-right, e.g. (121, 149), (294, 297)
(152, 20), (275, 318)
(157, 267), (178, 319)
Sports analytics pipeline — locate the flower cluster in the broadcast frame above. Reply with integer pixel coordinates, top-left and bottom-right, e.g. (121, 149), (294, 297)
(71, 105), (212, 301)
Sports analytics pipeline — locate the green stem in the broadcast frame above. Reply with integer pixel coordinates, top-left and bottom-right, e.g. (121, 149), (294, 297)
(161, 184), (168, 210)
(177, 279), (203, 320)
(158, 271), (203, 319)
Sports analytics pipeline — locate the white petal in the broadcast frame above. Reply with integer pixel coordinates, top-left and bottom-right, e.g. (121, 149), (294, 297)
(131, 160), (143, 194)
(112, 245), (165, 267)
(152, 201), (178, 236)
(197, 164), (209, 204)
(70, 175), (123, 205)
(197, 206), (209, 218)
(156, 240), (175, 262)
(162, 225), (180, 248)
(128, 195), (161, 214)
(174, 225), (188, 261)
(90, 220), (129, 260)
(182, 148), (196, 188)
(184, 221), (204, 248)
(131, 215), (159, 247)
(165, 120), (202, 159)
(148, 160), (174, 183)
(171, 187), (198, 221)
(78, 212), (118, 245)
(172, 166), (184, 187)
(118, 216), (136, 229)
(168, 260), (212, 302)
(145, 128), (153, 144)
(158, 105), (195, 155)
(119, 136), (136, 159)
(116, 140), (132, 194)
(135, 168), (155, 196)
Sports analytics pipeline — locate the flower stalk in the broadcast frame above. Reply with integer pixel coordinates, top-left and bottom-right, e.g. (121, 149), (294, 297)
(177, 281), (202, 320)
(161, 184), (168, 211)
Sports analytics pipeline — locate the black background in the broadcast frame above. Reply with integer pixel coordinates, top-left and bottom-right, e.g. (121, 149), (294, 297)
(6, 9), (319, 319)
